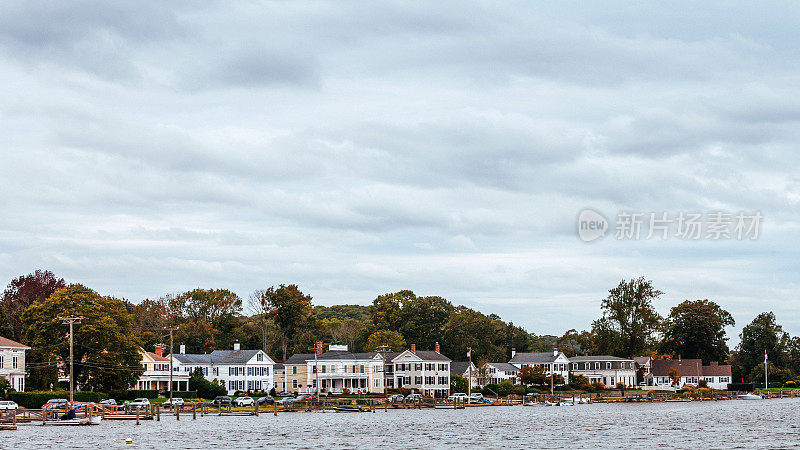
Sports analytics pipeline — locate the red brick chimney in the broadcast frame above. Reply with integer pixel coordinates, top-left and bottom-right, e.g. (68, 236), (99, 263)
(315, 341), (323, 355)
(154, 345), (162, 357)
(410, 344), (416, 353)
(435, 342), (440, 353)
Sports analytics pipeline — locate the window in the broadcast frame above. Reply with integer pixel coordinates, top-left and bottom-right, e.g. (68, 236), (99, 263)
(360, 365), (365, 373)
(257, 353), (263, 362)
(292, 366), (297, 375)
(414, 363), (422, 371)
(606, 362), (611, 370)
(312, 365), (317, 373)
(375, 379), (380, 387)
(415, 376), (422, 385)
(292, 380), (298, 389)
(438, 376), (447, 385)
(594, 362), (600, 370)
(321, 365), (326, 373)
(265, 367), (270, 376)
(439, 364), (448, 371)
(572, 363), (577, 370)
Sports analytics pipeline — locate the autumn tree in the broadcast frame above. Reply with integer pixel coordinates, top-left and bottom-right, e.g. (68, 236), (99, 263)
(259, 284), (314, 360)
(661, 299), (734, 364)
(595, 277), (663, 358)
(1, 269), (66, 342)
(22, 284), (142, 392)
(129, 298), (169, 351)
(370, 291), (410, 331)
(518, 365), (547, 386)
(168, 288), (243, 353)
(365, 330), (407, 352)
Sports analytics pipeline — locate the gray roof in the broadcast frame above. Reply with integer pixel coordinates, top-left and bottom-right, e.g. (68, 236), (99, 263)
(172, 349), (265, 365)
(569, 355), (632, 362)
(284, 351), (380, 365)
(488, 362), (518, 371)
(381, 350), (451, 362)
(450, 361), (473, 375)
(633, 356), (651, 365)
(509, 352), (561, 364)
(284, 353), (316, 365)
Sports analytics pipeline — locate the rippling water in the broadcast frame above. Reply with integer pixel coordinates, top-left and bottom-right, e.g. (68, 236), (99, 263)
(5, 398), (799, 449)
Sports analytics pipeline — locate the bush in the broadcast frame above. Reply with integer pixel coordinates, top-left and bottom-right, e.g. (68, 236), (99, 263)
(10, 391), (106, 408)
(496, 380), (515, 397)
(727, 383), (754, 392)
(784, 380), (797, 388)
(588, 382), (605, 393)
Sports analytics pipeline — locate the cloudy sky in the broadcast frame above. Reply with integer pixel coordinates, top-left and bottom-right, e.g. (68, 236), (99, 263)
(1, 1), (798, 343)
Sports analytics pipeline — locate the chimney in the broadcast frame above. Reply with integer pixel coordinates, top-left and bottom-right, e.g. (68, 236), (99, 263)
(179, 344), (186, 354)
(233, 341), (241, 351)
(553, 348), (558, 357)
(154, 345), (163, 357)
(410, 344), (416, 353)
(316, 341), (323, 355)
(584, 352), (588, 356)
(435, 342), (440, 353)
(511, 348), (516, 358)
(678, 354), (681, 361)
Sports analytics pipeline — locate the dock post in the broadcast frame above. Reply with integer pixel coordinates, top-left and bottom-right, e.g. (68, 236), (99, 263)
(254, 401), (258, 416)
(136, 407), (140, 425)
(273, 402), (277, 416)
(385, 398), (387, 412)
(89, 406), (93, 423)
(43, 409), (46, 425)
(156, 404), (160, 421)
(193, 403), (197, 420)
(176, 404), (180, 421)
(102, 406), (106, 419)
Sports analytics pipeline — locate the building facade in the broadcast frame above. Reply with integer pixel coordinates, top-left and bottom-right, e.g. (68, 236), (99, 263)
(509, 350), (571, 384)
(283, 344), (385, 394)
(450, 361), (480, 388)
(486, 362), (519, 385)
(651, 358), (732, 390)
(0, 336), (28, 392)
(385, 344), (451, 397)
(170, 343), (275, 395)
(136, 345), (190, 391)
(569, 356), (637, 387)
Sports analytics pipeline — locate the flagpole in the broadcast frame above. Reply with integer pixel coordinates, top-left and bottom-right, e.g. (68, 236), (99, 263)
(764, 349), (768, 391)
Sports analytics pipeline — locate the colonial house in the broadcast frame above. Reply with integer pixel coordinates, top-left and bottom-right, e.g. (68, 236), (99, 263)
(170, 342), (275, 395)
(283, 344), (385, 395)
(651, 358), (732, 390)
(568, 355), (637, 387)
(0, 336), (29, 392)
(508, 349), (570, 384)
(633, 356), (653, 386)
(486, 362), (519, 385)
(385, 343), (451, 397)
(135, 345), (190, 391)
(450, 361), (479, 388)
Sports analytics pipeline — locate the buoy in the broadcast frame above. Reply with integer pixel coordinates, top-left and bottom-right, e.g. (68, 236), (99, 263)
(126, 438), (133, 444)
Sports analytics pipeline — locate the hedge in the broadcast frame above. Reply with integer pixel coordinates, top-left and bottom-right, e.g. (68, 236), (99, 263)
(169, 391), (197, 398)
(727, 383), (754, 391)
(9, 391), (106, 409)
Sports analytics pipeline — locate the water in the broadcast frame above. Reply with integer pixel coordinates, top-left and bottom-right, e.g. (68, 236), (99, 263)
(5, 399), (799, 449)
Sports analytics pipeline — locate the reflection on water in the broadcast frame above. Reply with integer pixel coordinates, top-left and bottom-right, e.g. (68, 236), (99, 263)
(5, 398), (799, 449)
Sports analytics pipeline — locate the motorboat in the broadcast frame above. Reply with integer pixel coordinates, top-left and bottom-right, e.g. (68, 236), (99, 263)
(738, 393), (763, 400)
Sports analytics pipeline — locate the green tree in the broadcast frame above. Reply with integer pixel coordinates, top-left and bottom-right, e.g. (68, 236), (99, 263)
(557, 329), (594, 357)
(399, 295), (452, 350)
(596, 277), (663, 357)
(365, 330), (407, 352)
(370, 291), (409, 331)
(189, 368), (226, 400)
(168, 288), (243, 353)
(129, 298), (169, 352)
(450, 374), (468, 393)
(661, 299), (734, 364)
(496, 380), (515, 396)
(22, 284), (142, 392)
(735, 312), (789, 382)
(258, 285), (314, 361)
(1, 269), (66, 342)
(591, 317), (623, 355)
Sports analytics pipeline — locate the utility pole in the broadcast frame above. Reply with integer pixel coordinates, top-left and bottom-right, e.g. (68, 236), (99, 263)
(764, 349), (768, 391)
(59, 316), (83, 406)
(467, 347), (472, 398)
(376, 345), (390, 397)
(307, 343), (321, 398)
(162, 327), (179, 402)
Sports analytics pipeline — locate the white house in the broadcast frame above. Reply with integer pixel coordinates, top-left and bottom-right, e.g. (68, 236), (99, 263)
(508, 349), (571, 384)
(385, 344), (451, 397)
(568, 356), (637, 387)
(170, 342), (275, 395)
(651, 358), (732, 390)
(487, 362), (519, 385)
(135, 345), (190, 391)
(0, 336), (29, 392)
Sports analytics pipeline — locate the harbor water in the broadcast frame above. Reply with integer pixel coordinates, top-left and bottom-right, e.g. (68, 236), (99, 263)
(4, 398), (799, 449)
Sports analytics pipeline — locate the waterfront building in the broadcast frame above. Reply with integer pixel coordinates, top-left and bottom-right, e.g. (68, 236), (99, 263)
(135, 345), (190, 391)
(450, 361), (480, 388)
(283, 344), (385, 395)
(634, 356), (653, 386)
(650, 358), (732, 390)
(568, 355), (637, 387)
(508, 349), (571, 384)
(0, 336), (29, 392)
(384, 343), (451, 397)
(169, 342), (275, 395)
(486, 362), (519, 385)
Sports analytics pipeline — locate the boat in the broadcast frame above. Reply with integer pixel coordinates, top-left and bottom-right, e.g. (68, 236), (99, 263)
(738, 393), (763, 400)
(43, 416), (102, 426)
(434, 404), (456, 409)
(334, 406), (364, 412)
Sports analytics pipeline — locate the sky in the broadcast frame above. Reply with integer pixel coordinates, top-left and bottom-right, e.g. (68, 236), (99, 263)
(1, 1), (798, 344)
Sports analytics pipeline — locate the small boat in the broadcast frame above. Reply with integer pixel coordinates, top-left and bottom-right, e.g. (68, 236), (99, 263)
(738, 393), (763, 400)
(43, 416), (102, 426)
(334, 406), (364, 412)
(434, 404), (456, 409)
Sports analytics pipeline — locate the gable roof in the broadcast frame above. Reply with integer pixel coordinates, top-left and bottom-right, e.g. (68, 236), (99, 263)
(450, 361), (473, 375)
(633, 356), (651, 365)
(509, 352), (563, 364)
(0, 336), (29, 349)
(390, 349), (451, 362)
(702, 362), (732, 377)
(569, 355), (632, 362)
(651, 359), (703, 377)
(142, 350), (169, 362)
(171, 350), (273, 365)
(488, 362), (518, 371)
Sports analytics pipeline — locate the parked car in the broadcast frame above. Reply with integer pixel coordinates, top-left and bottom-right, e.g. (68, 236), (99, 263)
(295, 394), (316, 401)
(212, 396), (232, 405)
(232, 396), (254, 407)
(0, 400), (19, 410)
(388, 394), (404, 403)
(275, 396), (295, 405)
(448, 393), (468, 402)
(468, 393), (488, 403)
(256, 396), (274, 405)
(44, 398), (68, 409)
(129, 398), (151, 409)
(406, 393), (422, 402)
(275, 391), (294, 398)
(163, 398), (184, 408)
(99, 399), (117, 406)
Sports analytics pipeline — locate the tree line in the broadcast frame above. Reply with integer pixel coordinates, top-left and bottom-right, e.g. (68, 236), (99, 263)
(2, 270), (798, 393)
